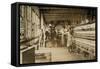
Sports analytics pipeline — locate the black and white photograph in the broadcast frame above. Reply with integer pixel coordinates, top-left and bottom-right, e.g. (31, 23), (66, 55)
(19, 4), (97, 64)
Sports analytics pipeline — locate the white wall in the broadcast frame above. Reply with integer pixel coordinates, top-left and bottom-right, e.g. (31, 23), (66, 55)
(0, 0), (99, 69)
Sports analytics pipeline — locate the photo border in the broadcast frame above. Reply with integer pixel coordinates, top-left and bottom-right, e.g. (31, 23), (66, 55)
(12, 2), (98, 67)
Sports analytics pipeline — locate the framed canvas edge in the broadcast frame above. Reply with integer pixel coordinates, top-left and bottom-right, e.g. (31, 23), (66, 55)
(11, 2), (98, 67)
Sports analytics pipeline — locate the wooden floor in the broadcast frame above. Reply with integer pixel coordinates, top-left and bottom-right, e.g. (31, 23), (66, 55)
(35, 47), (89, 63)
(35, 38), (94, 63)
